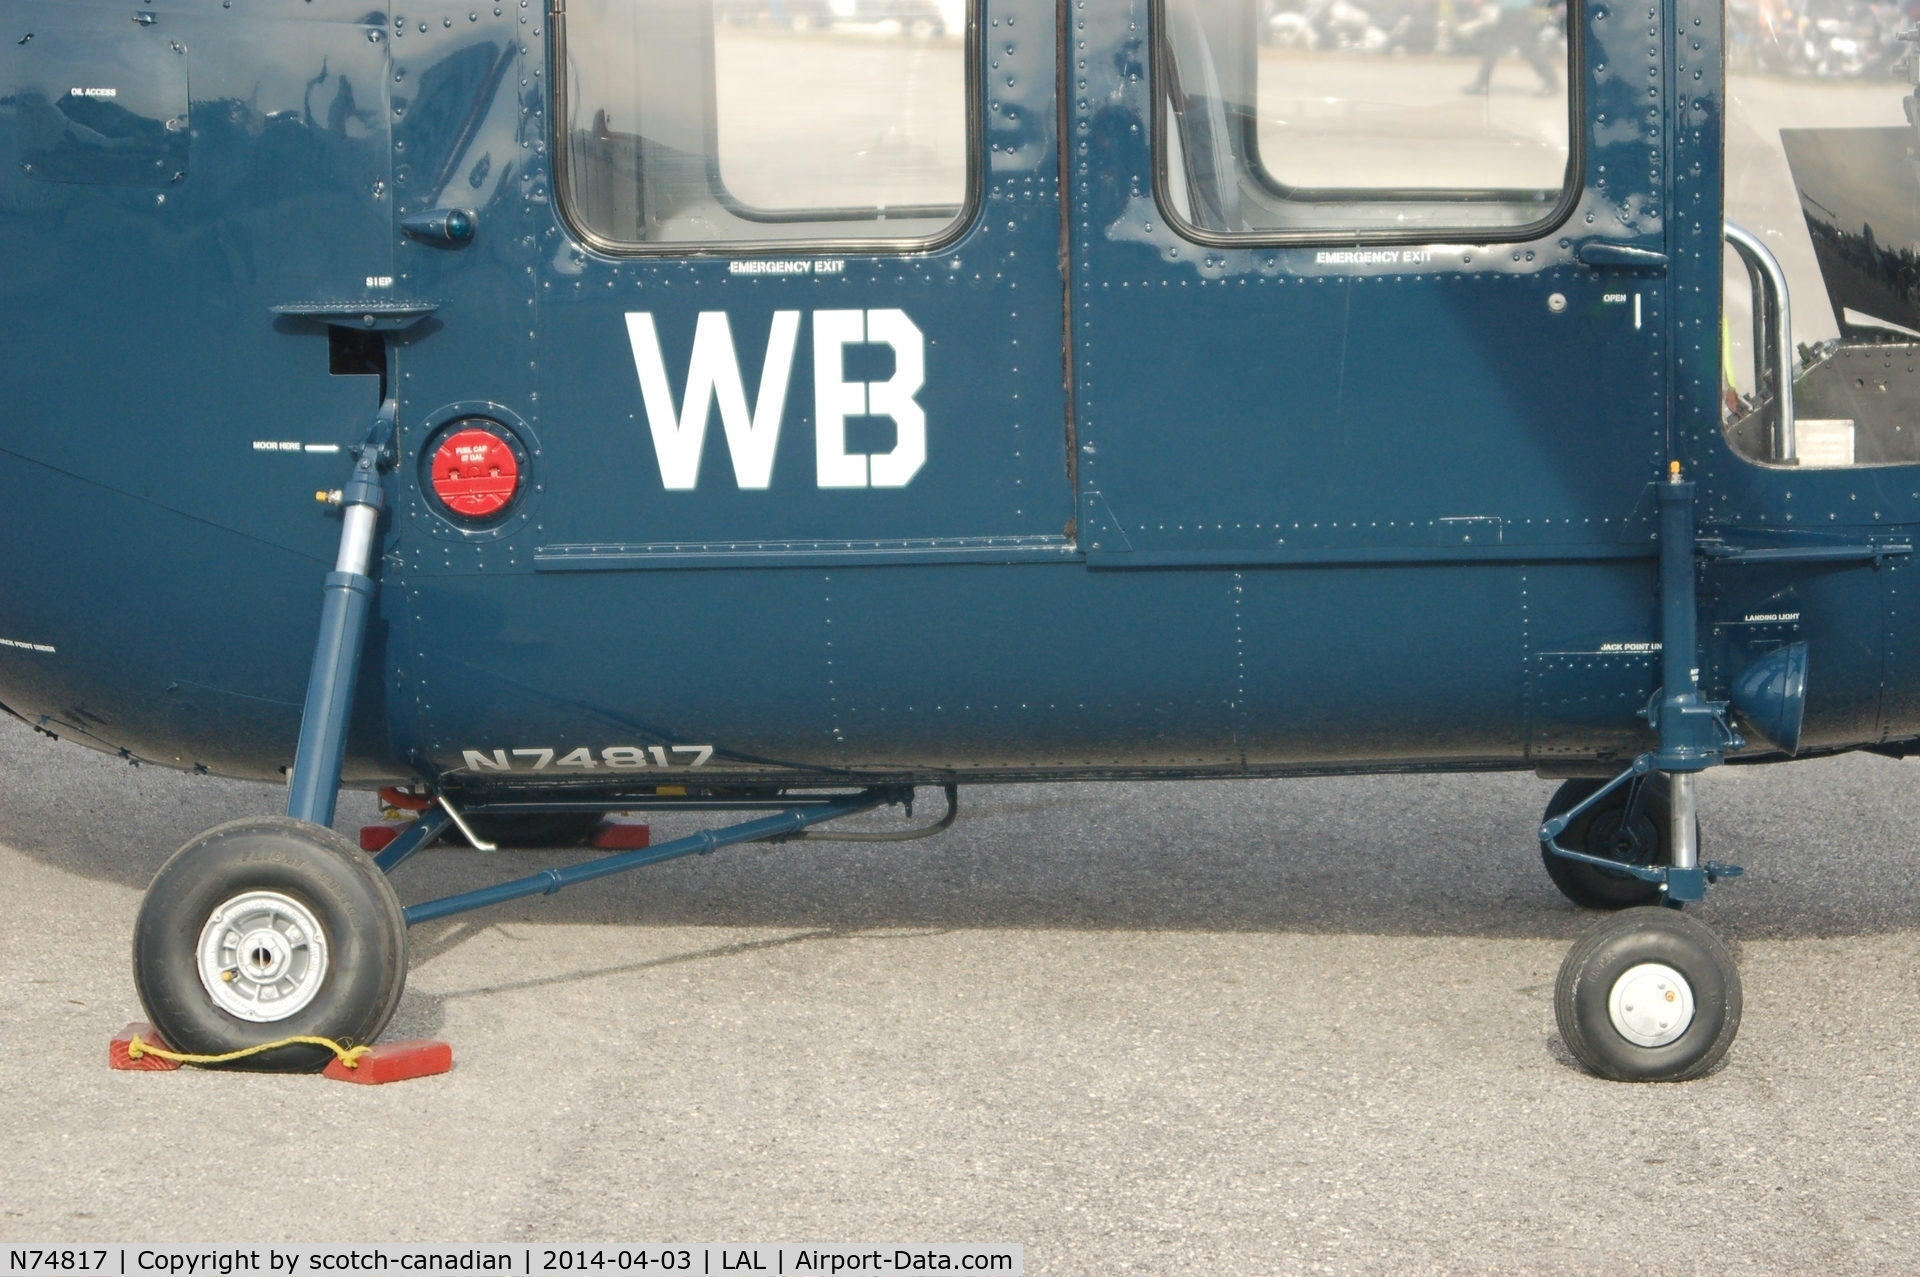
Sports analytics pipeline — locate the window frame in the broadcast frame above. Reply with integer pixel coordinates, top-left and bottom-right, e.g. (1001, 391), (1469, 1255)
(1150, 0), (1589, 249)
(550, 0), (986, 257)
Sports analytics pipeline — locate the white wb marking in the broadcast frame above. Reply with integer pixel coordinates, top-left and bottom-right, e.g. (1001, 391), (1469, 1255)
(627, 312), (799, 490)
(813, 309), (925, 489)
(626, 310), (926, 491)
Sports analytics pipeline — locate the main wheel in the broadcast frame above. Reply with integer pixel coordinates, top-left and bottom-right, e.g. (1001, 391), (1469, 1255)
(1539, 775), (1693, 909)
(1555, 907), (1741, 1082)
(132, 817), (408, 1071)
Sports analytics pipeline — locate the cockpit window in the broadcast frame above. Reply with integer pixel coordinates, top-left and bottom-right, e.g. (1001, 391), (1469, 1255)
(1157, 0), (1575, 240)
(558, 0), (972, 250)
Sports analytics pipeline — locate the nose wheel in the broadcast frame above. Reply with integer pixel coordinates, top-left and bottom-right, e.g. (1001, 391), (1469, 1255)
(133, 817), (408, 1071)
(1554, 907), (1742, 1082)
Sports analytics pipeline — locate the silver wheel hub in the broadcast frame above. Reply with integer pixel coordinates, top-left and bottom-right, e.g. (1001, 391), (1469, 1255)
(1608, 961), (1695, 1048)
(196, 891), (329, 1022)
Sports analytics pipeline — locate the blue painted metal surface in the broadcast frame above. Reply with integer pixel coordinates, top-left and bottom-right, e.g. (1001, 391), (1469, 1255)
(0, 0), (1916, 807)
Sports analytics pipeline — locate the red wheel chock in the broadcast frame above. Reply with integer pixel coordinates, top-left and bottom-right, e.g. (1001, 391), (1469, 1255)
(322, 1039), (453, 1084)
(591, 814), (652, 849)
(109, 1022), (452, 1083)
(110, 1023), (181, 1071)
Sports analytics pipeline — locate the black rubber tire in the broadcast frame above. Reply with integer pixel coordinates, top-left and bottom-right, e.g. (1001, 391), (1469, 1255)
(1555, 907), (1742, 1082)
(132, 817), (408, 1072)
(444, 811), (605, 849)
(1539, 776), (1692, 910)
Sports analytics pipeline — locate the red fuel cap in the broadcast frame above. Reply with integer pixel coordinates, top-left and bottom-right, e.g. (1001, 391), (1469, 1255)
(430, 427), (519, 517)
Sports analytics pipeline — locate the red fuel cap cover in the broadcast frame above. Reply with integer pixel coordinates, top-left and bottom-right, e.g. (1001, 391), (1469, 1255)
(430, 427), (519, 518)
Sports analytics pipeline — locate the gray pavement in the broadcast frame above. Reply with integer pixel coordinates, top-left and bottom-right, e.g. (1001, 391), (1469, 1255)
(3, 713), (1919, 1272)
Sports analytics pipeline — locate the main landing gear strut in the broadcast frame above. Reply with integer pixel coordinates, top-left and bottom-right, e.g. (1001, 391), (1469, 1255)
(134, 399), (411, 1069)
(128, 395), (951, 1069)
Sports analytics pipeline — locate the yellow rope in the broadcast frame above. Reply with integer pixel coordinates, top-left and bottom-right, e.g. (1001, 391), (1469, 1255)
(127, 1032), (371, 1070)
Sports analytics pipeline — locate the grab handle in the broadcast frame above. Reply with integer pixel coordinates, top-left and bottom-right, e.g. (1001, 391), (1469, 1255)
(1725, 222), (1796, 464)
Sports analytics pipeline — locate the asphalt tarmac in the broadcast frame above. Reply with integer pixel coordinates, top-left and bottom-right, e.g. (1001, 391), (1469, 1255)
(3, 714), (1918, 1272)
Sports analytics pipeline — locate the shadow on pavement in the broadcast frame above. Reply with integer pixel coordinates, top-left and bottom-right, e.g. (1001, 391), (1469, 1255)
(5, 715), (1919, 943)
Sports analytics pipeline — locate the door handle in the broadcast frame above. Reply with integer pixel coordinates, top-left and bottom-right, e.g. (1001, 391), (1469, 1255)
(1577, 242), (1669, 272)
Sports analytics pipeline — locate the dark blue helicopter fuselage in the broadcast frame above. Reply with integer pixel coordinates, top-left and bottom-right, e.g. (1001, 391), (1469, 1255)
(0, 0), (1908, 794)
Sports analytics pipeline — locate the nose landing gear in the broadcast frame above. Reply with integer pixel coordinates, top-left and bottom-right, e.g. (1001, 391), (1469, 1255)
(1539, 764), (1749, 1079)
(1540, 465), (1764, 1080)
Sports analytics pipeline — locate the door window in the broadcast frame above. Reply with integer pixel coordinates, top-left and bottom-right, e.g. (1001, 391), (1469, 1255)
(559, 0), (973, 250)
(1158, 0), (1575, 239)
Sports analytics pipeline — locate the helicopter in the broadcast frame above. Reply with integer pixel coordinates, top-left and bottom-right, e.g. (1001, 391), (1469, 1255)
(1, 0), (1913, 1082)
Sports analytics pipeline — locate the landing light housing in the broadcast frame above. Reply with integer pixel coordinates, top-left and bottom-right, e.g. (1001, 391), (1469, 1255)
(1730, 641), (1809, 756)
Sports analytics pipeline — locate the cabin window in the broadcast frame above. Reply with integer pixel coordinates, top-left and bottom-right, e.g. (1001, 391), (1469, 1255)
(1720, 55), (1920, 470)
(1156, 0), (1575, 240)
(558, 0), (972, 250)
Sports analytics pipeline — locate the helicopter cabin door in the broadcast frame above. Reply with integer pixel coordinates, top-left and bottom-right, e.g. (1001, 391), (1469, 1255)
(386, 0), (1074, 774)
(1064, 0), (1706, 765)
